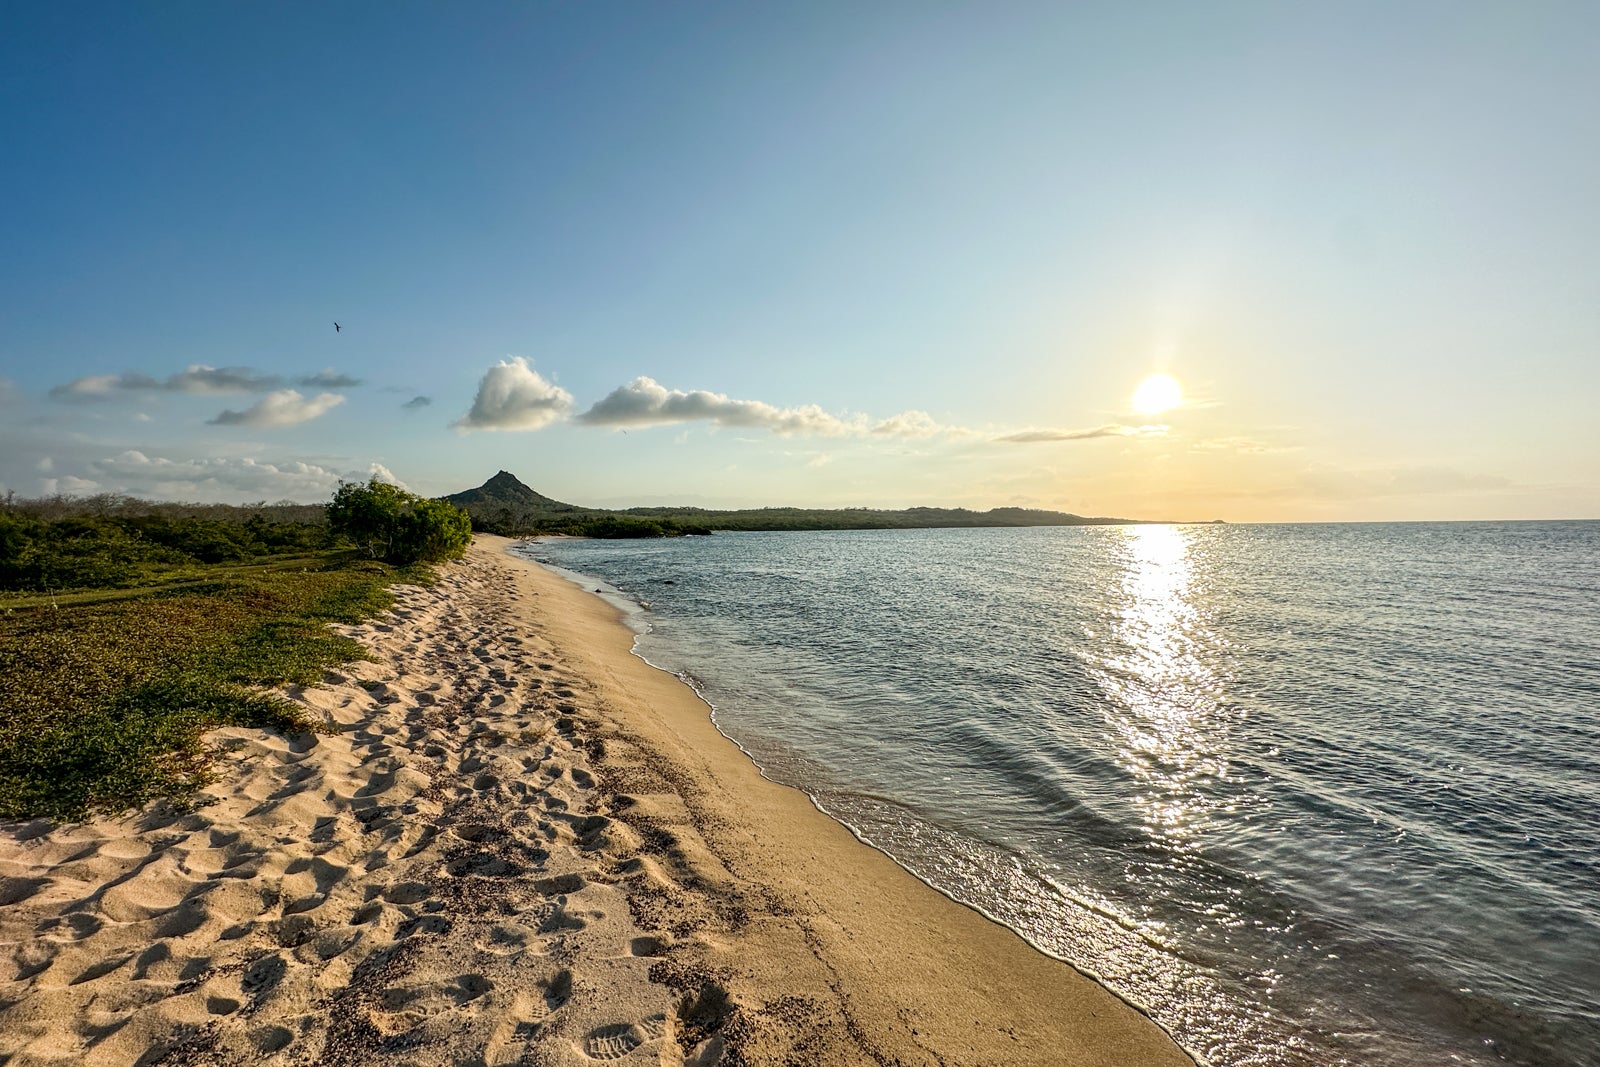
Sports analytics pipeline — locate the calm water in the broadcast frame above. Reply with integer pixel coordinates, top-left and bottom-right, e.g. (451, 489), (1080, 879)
(518, 522), (1600, 1067)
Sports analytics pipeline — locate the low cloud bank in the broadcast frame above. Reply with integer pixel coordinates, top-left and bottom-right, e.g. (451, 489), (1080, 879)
(64, 451), (401, 501)
(995, 424), (1166, 443)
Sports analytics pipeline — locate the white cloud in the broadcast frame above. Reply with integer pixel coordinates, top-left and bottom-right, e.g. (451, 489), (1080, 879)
(578, 377), (963, 439)
(579, 377), (853, 435)
(365, 463), (408, 490)
(454, 357), (574, 431)
(209, 390), (346, 427)
(50, 364), (362, 400)
(995, 424), (1168, 443)
(402, 395), (432, 410)
(170, 365), (284, 393)
(85, 451), (357, 501)
(869, 410), (954, 437)
(51, 373), (158, 398)
(40, 475), (100, 495)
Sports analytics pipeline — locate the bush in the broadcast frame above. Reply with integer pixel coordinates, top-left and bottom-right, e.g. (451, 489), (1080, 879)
(578, 516), (672, 539)
(326, 479), (472, 565)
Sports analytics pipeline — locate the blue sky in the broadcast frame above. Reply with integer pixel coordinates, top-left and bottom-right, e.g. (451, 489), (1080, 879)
(2, 1), (1596, 520)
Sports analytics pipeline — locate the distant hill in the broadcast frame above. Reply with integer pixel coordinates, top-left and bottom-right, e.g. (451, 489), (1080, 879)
(439, 471), (1145, 538)
(442, 470), (579, 513)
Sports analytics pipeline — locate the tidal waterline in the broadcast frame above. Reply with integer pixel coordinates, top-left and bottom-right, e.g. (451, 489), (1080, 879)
(519, 522), (1600, 1066)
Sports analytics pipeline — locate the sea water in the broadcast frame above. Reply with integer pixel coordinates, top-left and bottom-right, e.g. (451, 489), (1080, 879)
(516, 522), (1600, 1066)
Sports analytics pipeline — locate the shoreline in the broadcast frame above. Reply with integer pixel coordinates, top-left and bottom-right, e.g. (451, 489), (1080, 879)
(495, 535), (1193, 1064)
(515, 537), (1184, 1034)
(0, 535), (1192, 1065)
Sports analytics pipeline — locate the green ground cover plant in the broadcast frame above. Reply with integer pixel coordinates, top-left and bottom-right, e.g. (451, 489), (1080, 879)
(0, 510), (331, 593)
(0, 544), (427, 822)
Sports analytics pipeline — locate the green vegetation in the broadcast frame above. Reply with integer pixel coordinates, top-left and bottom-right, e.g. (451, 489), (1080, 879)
(443, 470), (712, 538)
(0, 497), (429, 821)
(327, 477), (473, 564)
(444, 470), (1134, 537)
(573, 515), (712, 539)
(0, 510), (329, 593)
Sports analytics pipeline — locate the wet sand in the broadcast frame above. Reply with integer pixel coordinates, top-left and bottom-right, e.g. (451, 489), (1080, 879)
(0, 535), (1192, 1066)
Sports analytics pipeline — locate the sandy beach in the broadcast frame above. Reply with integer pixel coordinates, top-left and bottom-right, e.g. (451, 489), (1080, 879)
(0, 536), (1192, 1066)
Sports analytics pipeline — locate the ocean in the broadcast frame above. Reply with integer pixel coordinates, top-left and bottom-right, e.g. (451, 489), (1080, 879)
(515, 521), (1600, 1067)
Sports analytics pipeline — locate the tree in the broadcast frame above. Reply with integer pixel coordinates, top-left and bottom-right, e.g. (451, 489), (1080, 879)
(326, 479), (471, 565)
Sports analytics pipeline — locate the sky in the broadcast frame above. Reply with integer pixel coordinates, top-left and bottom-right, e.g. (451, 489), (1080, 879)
(2, 1), (1596, 522)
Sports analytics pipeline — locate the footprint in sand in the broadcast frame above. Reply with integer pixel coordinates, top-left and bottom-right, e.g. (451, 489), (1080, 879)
(628, 935), (669, 958)
(534, 900), (592, 934)
(451, 823), (506, 844)
(70, 951), (134, 986)
(240, 952), (287, 998)
(474, 922), (542, 956)
(532, 873), (586, 896)
(582, 1022), (652, 1060)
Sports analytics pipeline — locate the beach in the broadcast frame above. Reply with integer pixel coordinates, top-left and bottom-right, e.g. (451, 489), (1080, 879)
(0, 535), (1191, 1066)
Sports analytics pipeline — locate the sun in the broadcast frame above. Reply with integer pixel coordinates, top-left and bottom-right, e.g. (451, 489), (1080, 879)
(1132, 373), (1182, 417)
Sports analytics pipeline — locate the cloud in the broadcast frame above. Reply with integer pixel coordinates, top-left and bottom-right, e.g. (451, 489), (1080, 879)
(454, 357), (574, 431)
(580, 377), (973, 441)
(869, 410), (952, 437)
(365, 463), (408, 489)
(50, 364), (360, 400)
(51, 373), (161, 398)
(84, 451), (379, 501)
(995, 424), (1168, 444)
(578, 377), (986, 441)
(402, 395), (432, 410)
(578, 377), (856, 435)
(169, 365), (284, 393)
(41, 475), (100, 495)
(209, 389), (346, 427)
(297, 369), (363, 388)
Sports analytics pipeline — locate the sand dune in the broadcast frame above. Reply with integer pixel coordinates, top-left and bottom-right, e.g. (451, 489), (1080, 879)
(0, 537), (1191, 1066)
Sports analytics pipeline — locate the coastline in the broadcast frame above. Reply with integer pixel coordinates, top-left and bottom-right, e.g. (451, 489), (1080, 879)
(0, 535), (1192, 1065)
(493, 535), (1192, 1065)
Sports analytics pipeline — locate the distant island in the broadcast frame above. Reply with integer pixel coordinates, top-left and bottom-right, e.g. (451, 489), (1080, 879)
(444, 470), (1153, 538)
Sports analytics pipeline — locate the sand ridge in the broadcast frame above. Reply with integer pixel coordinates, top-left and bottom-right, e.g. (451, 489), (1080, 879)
(0, 537), (1193, 1066)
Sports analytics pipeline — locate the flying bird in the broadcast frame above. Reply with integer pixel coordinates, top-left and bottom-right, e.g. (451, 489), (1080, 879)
(333, 322), (341, 333)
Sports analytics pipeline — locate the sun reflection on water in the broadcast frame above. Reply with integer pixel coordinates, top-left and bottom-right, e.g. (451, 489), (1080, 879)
(1096, 524), (1234, 850)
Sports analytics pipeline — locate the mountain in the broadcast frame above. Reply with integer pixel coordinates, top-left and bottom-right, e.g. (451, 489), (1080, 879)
(439, 472), (1150, 537)
(443, 471), (579, 513)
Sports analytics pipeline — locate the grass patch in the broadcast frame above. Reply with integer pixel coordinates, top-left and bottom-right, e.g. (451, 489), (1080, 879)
(0, 552), (430, 822)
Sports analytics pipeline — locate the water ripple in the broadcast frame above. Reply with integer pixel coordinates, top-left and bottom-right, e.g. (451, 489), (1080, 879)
(528, 521), (1600, 1066)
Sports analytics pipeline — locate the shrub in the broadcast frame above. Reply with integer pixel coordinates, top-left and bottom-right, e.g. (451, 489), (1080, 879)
(578, 516), (672, 539)
(326, 479), (472, 565)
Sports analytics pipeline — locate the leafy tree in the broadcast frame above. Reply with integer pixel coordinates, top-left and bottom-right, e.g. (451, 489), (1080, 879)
(326, 479), (471, 565)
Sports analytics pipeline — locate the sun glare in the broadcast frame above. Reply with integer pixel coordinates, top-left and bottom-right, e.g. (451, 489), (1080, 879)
(1132, 374), (1182, 417)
